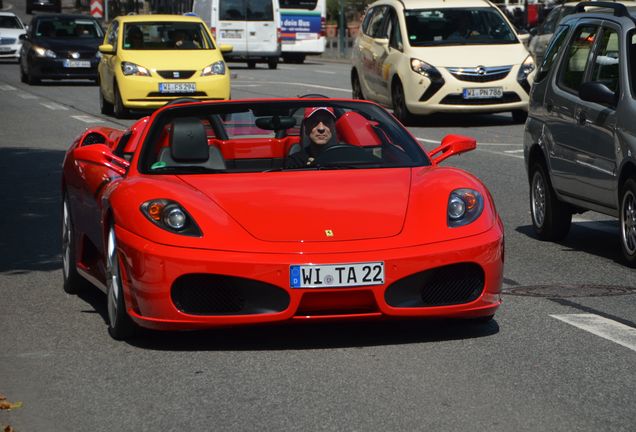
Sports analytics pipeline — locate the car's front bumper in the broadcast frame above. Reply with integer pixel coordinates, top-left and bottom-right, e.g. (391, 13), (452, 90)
(403, 65), (532, 115)
(0, 43), (21, 59)
(28, 56), (98, 80)
(117, 72), (231, 109)
(115, 223), (504, 331)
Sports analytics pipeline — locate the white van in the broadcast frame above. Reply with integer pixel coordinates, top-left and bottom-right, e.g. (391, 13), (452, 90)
(192, 0), (281, 69)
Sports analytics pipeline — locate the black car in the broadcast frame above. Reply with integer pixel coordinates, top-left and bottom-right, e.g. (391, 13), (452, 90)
(19, 14), (103, 84)
(26, 0), (62, 14)
(524, 1), (636, 266)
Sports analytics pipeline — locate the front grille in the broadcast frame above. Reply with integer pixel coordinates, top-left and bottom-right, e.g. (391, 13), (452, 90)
(440, 92), (521, 105)
(171, 274), (290, 315)
(0, 38), (17, 45)
(60, 51), (96, 60)
(0, 50), (17, 55)
(447, 66), (511, 83)
(157, 70), (196, 79)
(385, 263), (484, 307)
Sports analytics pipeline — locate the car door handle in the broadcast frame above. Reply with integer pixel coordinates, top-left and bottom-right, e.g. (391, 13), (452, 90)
(575, 110), (587, 125)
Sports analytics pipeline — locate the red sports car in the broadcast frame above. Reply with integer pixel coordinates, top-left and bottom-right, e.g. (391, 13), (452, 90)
(61, 97), (504, 339)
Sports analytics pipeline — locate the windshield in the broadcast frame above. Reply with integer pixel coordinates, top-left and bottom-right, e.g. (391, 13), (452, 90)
(123, 22), (214, 50)
(404, 7), (517, 46)
(35, 17), (103, 38)
(139, 100), (430, 174)
(0, 15), (23, 29)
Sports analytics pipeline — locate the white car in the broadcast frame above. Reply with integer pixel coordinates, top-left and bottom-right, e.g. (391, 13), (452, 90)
(351, 0), (536, 124)
(0, 11), (26, 62)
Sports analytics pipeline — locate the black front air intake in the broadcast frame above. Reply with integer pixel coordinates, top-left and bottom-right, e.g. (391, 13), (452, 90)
(171, 274), (290, 315)
(385, 263), (484, 308)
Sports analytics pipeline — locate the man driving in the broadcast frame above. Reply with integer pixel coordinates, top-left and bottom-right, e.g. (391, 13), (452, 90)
(285, 107), (337, 168)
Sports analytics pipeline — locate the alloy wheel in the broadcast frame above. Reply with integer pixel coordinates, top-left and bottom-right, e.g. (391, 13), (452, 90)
(621, 187), (636, 256)
(531, 170), (546, 228)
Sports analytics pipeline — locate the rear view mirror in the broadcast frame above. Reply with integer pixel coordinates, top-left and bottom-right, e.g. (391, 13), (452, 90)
(428, 134), (476, 165)
(579, 81), (617, 106)
(74, 144), (130, 175)
(219, 44), (233, 53)
(255, 115), (296, 131)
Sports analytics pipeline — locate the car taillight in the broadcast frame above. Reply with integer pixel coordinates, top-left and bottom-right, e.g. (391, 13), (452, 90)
(277, 27), (281, 43)
(320, 17), (326, 37)
(210, 26), (216, 39)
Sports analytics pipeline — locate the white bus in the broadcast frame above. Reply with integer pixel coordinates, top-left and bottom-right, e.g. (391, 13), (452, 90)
(280, 0), (325, 63)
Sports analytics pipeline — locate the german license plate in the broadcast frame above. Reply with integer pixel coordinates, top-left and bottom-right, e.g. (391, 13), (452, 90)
(63, 59), (90, 68)
(220, 30), (242, 39)
(159, 82), (196, 93)
(295, 32), (317, 40)
(463, 87), (503, 99)
(290, 262), (384, 288)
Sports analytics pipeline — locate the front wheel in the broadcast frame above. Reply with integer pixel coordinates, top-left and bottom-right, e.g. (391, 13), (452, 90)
(619, 178), (636, 267)
(99, 85), (114, 115)
(529, 162), (571, 240)
(391, 80), (415, 126)
(267, 58), (278, 70)
(106, 225), (138, 340)
(62, 196), (90, 294)
(351, 70), (364, 100)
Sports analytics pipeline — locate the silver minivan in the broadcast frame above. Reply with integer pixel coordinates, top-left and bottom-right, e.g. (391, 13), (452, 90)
(192, 0), (281, 69)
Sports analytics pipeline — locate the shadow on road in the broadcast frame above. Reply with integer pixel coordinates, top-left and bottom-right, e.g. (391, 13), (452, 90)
(516, 220), (622, 264)
(0, 147), (65, 274)
(122, 318), (500, 352)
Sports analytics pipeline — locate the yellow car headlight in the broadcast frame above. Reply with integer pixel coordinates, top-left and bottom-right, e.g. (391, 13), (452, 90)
(201, 61), (226, 76)
(121, 61), (151, 76)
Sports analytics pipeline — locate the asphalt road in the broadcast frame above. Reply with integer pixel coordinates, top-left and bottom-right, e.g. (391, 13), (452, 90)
(0, 11), (635, 432)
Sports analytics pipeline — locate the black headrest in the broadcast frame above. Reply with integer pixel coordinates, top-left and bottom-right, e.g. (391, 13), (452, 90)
(170, 117), (209, 162)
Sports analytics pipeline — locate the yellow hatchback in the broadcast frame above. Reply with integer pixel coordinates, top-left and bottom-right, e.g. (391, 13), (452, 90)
(98, 14), (232, 117)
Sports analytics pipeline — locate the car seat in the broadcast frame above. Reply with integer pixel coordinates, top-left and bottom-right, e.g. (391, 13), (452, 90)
(159, 117), (226, 170)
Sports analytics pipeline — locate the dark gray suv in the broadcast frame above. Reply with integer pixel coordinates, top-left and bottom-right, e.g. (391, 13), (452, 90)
(524, 1), (636, 266)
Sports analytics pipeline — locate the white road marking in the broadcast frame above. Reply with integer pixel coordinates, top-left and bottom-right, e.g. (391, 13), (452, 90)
(550, 314), (636, 352)
(72, 115), (104, 123)
(504, 149), (524, 154)
(232, 84), (262, 87)
(0, 84), (16, 91)
(315, 70), (337, 75)
(18, 93), (38, 99)
(40, 102), (69, 111)
(233, 80), (350, 93)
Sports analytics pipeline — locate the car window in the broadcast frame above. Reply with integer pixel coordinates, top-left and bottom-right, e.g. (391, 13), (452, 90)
(122, 22), (214, 50)
(535, 24), (570, 82)
(629, 30), (636, 98)
(589, 27), (620, 93)
(558, 24), (599, 92)
(106, 20), (118, 46)
(404, 7), (517, 46)
(36, 17), (103, 38)
(366, 6), (388, 38)
(220, 0), (246, 20)
(140, 101), (430, 174)
(0, 15), (23, 29)
(388, 8), (403, 50)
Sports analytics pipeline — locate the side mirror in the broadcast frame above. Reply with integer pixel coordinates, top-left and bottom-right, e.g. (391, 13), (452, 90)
(518, 33), (530, 45)
(579, 81), (617, 106)
(74, 144), (130, 175)
(98, 43), (115, 55)
(428, 134), (476, 165)
(373, 37), (389, 47)
(219, 44), (233, 53)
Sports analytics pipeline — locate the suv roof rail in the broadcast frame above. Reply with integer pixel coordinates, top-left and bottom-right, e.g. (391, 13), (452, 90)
(575, 1), (630, 17)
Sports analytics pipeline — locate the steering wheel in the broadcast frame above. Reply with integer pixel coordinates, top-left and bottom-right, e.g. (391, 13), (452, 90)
(314, 144), (368, 165)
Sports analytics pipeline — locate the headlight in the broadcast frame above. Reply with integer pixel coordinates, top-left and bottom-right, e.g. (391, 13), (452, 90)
(201, 60), (226, 76)
(121, 61), (151, 76)
(410, 58), (441, 79)
(517, 55), (535, 80)
(447, 189), (484, 227)
(140, 199), (201, 236)
(33, 45), (56, 58)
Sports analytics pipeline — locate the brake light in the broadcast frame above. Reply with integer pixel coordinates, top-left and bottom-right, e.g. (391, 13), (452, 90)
(277, 27), (281, 43)
(210, 26), (216, 39)
(320, 17), (326, 37)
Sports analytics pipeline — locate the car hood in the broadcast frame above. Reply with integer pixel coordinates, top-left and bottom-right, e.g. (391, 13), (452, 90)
(33, 37), (101, 51)
(410, 43), (530, 67)
(119, 50), (224, 69)
(178, 169), (412, 242)
(0, 28), (26, 38)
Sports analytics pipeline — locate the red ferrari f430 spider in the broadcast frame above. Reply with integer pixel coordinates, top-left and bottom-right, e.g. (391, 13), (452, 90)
(61, 97), (504, 339)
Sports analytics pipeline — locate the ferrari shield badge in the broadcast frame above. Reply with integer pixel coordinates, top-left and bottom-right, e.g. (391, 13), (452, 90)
(325, 229), (334, 237)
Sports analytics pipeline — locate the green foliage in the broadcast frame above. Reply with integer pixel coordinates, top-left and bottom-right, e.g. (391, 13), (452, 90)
(327, 0), (373, 23)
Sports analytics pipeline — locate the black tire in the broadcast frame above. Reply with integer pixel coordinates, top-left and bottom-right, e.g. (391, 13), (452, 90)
(26, 7), (32, 14)
(113, 82), (128, 119)
(529, 161), (572, 240)
(247, 61), (256, 69)
(106, 225), (138, 340)
(267, 58), (278, 70)
(62, 196), (90, 294)
(471, 314), (494, 324)
(391, 79), (415, 126)
(512, 110), (528, 124)
(619, 178), (636, 267)
(99, 86), (114, 115)
(20, 62), (27, 83)
(351, 69), (364, 100)
(26, 65), (39, 85)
